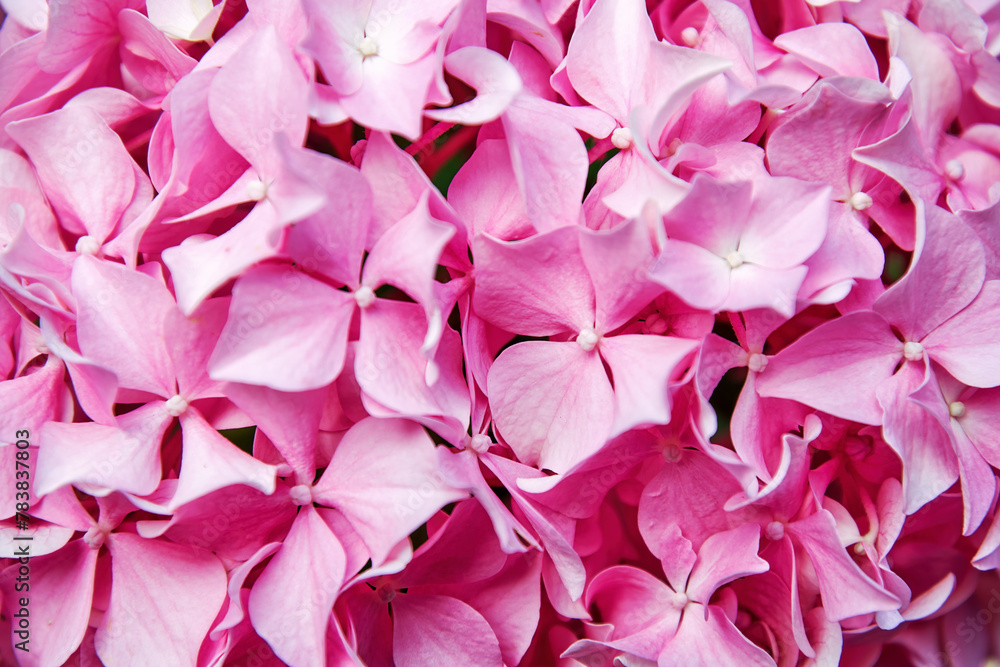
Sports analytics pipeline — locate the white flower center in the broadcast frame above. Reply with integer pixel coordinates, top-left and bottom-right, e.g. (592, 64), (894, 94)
(611, 127), (634, 150)
(669, 591), (689, 610)
(354, 286), (376, 309)
(662, 443), (682, 463)
(76, 235), (101, 256)
(902, 341), (924, 362)
(680, 26), (701, 47)
(945, 159), (965, 182)
(83, 525), (107, 550)
(165, 394), (189, 417)
(848, 191), (873, 211)
(748, 353), (768, 373)
(246, 179), (269, 201)
(576, 328), (601, 352)
(359, 36), (378, 57)
(469, 434), (492, 454)
(949, 401), (966, 418)
(289, 484), (313, 506)
(766, 521), (785, 541)
(726, 251), (744, 269)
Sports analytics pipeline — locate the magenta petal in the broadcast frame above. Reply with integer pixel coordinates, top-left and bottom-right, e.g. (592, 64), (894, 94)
(686, 524), (768, 604)
(585, 565), (679, 656)
(392, 594), (503, 667)
(873, 205), (986, 341)
(488, 340), (615, 473)
(209, 264), (355, 391)
(313, 417), (467, 565)
(661, 605), (775, 667)
(787, 509), (901, 621)
(923, 281), (1000, 388)
(599, 334), (699, 437)
(97, 534), (226, 667)
(756, 311), (901, 424)
(248, 505), (347, 667)
(877, 362), (960, 514)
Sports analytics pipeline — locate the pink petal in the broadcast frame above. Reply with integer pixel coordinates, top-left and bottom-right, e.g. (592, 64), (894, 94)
(873, 204), (986, 342)
(488, 340), (615, 473)
(774, 23), (879, 79)
(209, 264), (355, 391)
(97, 534), (226, 667)
(36, 402), (169, 497)
(247, 505), (347, 667)
(0, 539), (98, 667)
(923, 281), (1000, 388)
(756, 311), (902, 424)
(599, 334), (698, 437)
(472, 226), (593, 335)
(392, 594), (503, 667)
(72, 255), (177, 397)
(449, 139), (534, 240)
(787, 509), (901, 621)
(425, 46), (522, 124)
(7, 107), (136, 243)
(208, 25), (308, 177)
(661, 605), (775, 667)
(687, 524), (768, 604)
(312, 417), (466, 565)
(169, 409), (278, 509)
(650, 238), (732, 312)
(877, 362), (960, 515)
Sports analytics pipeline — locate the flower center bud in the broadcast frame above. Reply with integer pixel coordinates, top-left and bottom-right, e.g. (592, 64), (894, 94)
(747, 353), (768, 373)
(246, 179), (269, 201)
(165, 394), (189, 417)
(669, 591), (689, 610)
(644, 313), (668, 335)
(576, 328), (601, 352)
(76, 235), (101, 256)
(289, 484), (313, 506)
(611, 127), (634, 150)
(662, 443), (682, 463)
(848, 191), (873, 211)
(35, 341), (49, 355)
(680, 26), (701, 47)
(949, 401), (966, 418)
(765, 521), (785, 541)
(83, 526), (107, 550)
(726, 251), (744, 269)
(945, 159), (965, 182)
(469, 434), (492, 454)
(902, 341), (924, 362)
(377, 583), (396, 603)
(354, 286), (376, 309)
(359, 36), (378, 57)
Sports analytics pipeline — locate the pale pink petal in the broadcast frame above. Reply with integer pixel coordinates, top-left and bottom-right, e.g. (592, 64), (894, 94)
(247, 505), (347, 667)
(774, 23), (879, 79)
(425, 46), (522, 124)
(36, 402), (169, 497)
(650, 239), (732, 312)
(0, 539), (97, 667)
(169, 409), (278, 509)
(208, 25), (308, 177)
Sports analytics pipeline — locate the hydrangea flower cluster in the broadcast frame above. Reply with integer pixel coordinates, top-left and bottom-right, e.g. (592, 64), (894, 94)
(2, 0), (1000, 664)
